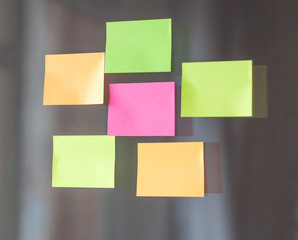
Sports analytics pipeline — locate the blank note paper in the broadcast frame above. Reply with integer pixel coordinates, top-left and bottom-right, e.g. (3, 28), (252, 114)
(105, 18), (172, 73)
(108, 82), (175, 136)
(43, 52), (105, 105)
(137, 142), (205, 197)
(181, 60), (253, 117)
(52, 135), (115, 188)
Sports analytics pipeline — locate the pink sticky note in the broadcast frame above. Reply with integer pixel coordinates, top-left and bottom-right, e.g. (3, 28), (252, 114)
(108, 82), (175, 136)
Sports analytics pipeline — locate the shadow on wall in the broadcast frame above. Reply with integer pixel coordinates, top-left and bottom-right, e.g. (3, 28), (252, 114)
(115, 137), (137, 187)
(204, 142), (222, 194)
(176, 85), (194, 137)
(253, 65), (268, 118)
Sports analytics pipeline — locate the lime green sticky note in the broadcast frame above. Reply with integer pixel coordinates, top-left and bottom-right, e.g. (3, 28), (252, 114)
(105, 18), (172, 73)
(52, 135), (115, 188)
(181, 60), (253, 117)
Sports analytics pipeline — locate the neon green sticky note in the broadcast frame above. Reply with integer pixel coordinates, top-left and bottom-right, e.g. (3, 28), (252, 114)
(181, 60), (253, 117)
(52, 135), (115, 188)
(105, 18), (172, 73)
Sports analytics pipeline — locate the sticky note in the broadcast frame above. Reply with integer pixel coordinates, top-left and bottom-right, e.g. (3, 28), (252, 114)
(108, 82), (175, 136)
(137, 142), (205, 197)
(43, 52), (105, 105)
(105, 18), (172, 73)
(181, 60), (253, 117)
(52, 135), (115, 188)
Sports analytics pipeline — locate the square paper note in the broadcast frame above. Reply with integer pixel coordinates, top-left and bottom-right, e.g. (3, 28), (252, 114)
(105, 18), (172, 73)
(137, 142), (205, 197)
(108, 82), (175, 136)
(52, 135), (115, 188)
(181, 60), (253, 117)
(44, 52), (105, 105)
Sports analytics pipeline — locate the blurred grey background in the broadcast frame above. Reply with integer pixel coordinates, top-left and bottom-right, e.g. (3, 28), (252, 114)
(1, 0), (298, 240)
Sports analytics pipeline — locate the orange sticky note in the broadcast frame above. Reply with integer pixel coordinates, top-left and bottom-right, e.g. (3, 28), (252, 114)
(137, 142), (205, 197)
(43, 52), (105, 105)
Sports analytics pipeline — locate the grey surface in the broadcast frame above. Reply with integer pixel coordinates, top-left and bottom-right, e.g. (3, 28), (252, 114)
(0, 0), (298, 240)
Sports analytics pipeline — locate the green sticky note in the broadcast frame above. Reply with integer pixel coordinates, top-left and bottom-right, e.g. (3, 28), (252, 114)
(52, 135), (115, 188)
(105, 18), (172, 73)
(181, 60), (253, 117)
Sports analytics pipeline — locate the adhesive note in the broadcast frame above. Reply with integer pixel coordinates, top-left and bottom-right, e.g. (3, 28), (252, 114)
(105, 18), (172, 73)
(52, 135), (115, 188)
(137, 142), (205, 197)
(43, 52), (105, 105)
(108, 82), (175, 136)
(181, 60), (253, 117)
